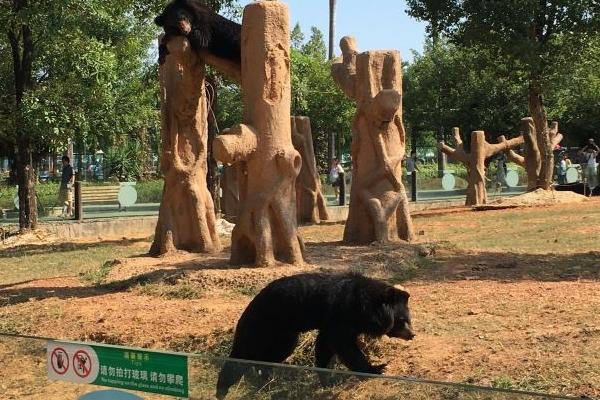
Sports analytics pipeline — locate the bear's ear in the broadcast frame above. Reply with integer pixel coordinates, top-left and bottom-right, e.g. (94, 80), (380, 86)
(386, 286), (409, 304)
(154, 15), (165, 26)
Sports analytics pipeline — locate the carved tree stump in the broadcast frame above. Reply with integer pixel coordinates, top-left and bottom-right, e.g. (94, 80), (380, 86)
(499, 117), (563, 191)
(332, 37), (414, 244)
(150, 37), (221, 255)
(291, 116), (329, 224)
(213, 1), (303, 266)
(439, 128), (524, 206)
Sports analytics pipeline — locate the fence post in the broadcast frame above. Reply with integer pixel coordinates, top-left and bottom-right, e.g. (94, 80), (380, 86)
(411, 171), (417, 202)
(74, 181), (83, 221)
(339, 172), (346, 206)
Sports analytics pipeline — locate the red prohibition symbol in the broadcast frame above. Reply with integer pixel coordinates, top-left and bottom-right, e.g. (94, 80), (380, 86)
(51, 347), (69, 375)
(73, 350), (92, 378)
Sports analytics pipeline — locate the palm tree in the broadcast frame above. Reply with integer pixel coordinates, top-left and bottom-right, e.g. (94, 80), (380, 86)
(328, 0), (337, 161)
(328, 0), (336, 60)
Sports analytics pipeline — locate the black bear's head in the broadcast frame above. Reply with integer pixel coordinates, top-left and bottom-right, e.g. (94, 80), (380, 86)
(383, 285), (415, 341)
(155, 0), (194, 35)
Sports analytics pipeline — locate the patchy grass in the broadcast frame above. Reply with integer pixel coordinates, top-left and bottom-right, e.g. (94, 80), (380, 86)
(135, 281), (204, 300)
(80, 260), (118, 286)
(416, 199), (600, 253)
(0, 238), (149, 285)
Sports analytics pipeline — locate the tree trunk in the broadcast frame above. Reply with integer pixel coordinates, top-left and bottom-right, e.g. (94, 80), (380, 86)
(528, 80), (553, 190)
(213, 2), (303, 266)
(206, 73), (220, 215)
(16, 139), (37, 230)
(328, 0), (337, 169)
(439, 129), (523, 206)
(291, 116), (329, 224)
(150, 37), (221, 256)
(332, 37), (415, 243)
(328, 0), (336, 60)
(9, 1), (36, 230)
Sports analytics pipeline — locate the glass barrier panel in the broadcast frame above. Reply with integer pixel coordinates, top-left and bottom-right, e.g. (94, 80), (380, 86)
(0, 334), (579, 400)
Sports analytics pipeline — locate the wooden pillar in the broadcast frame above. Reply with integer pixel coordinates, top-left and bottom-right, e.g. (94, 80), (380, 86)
(150, 36), (221, 256)
(332, 36), (414, 244)
(213, 1), (303, 266)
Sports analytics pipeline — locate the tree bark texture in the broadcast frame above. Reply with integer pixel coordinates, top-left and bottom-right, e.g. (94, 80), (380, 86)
(332, 36), (414, 244)
(291, 116), (329, 224)
(213, 2), (304, 266)
(439, 128), (524, 206)
(150, 37), (221, 256)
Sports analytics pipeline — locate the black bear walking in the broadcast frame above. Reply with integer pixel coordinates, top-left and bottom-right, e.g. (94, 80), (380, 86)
(216, 272), (415, 399)
(155, 0), (241, 65)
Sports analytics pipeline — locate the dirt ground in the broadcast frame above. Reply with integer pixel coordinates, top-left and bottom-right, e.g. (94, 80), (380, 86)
(1, 199), (600, 399)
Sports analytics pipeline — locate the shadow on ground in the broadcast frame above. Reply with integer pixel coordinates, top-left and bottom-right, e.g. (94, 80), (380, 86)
(1, 239), (599, 309)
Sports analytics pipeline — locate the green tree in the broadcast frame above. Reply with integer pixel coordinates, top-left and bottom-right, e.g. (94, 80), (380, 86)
(291, 26), (354, 172)
(0, 0), (166, 229)
(404, 39), (528, 148)
(406, 0), (600, 189)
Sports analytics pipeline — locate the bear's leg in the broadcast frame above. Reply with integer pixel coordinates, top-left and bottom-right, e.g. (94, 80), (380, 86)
(251, 331), (300, 387)
(217, 331), (299, 398)
(315, 331), (338, 386)
(216, 360), (247, 400)
(333, 335), (385, 375)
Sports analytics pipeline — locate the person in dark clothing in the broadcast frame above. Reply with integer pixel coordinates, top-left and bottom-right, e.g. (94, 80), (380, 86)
(59, 155), (74, 217)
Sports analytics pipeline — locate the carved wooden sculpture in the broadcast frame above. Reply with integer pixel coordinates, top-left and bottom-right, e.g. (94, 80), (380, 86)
(332, 37), (414, 244)
(150, 37), (221, 255)
(499, 117), (563, 191)
(291, 116), (329, 224)
(212, 1), (303, 266)
(439, 128), (524, 206)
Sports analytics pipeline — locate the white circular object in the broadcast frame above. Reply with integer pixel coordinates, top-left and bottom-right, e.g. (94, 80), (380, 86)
(566, 167), (579, 184)
(441, 173), (456, 191)
(505, 170), (519, 188)
(118, 185), (137, 207)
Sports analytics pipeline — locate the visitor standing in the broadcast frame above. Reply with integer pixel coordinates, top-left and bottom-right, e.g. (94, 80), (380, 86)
(59, 155), (74, 218)
(579, 139), (599, 195)
(405, 150), (420, 175)
(330, 158), (345, 206)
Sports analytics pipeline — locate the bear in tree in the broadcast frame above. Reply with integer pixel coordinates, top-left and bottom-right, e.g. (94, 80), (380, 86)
(155, 0), (241, 65)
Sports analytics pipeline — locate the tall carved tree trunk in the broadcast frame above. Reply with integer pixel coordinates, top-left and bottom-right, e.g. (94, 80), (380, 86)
(332, 37), (414, 244)
(8, 1), (37, 231)
(213, 1), (303, 266)
(150, 37), (221, 256)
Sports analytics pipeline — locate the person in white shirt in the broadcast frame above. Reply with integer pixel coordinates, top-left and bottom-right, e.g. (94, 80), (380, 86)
(579, 139), (599, 194)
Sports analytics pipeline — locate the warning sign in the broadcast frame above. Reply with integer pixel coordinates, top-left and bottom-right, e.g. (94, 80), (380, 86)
(47, 342), (99, 384)
(47, 340), (188, 398)
(73, 350), (93, 378)
(50, 347), (69, 375)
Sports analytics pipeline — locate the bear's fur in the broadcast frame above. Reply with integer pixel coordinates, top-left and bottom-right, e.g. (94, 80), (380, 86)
(154, 0), (241, 65)
(216, 272), (415, 399)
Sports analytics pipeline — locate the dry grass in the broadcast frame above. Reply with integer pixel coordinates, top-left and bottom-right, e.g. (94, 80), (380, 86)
(1, 200), (600, 398)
